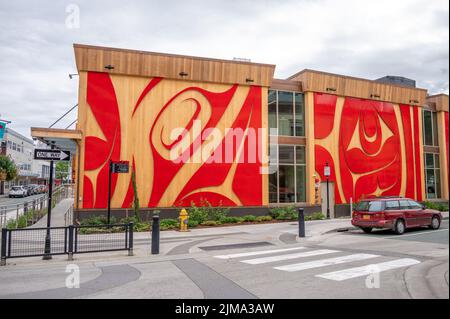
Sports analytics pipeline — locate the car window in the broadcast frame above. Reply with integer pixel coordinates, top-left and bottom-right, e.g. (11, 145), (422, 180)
(408, 200), (422, 209)
(399, 200), (410, 210)
(356, 201), (383, 212)
(12, 186), (21, 190)
(385, 200), (400, 210)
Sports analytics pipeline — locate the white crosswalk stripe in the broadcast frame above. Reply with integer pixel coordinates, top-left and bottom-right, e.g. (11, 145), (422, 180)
(241, 249), (340, 265)
(214, 247), (306, 260)
(213, 247), (421, 282)
(316, 258), (420, 281)
(273, 253), (379, 272)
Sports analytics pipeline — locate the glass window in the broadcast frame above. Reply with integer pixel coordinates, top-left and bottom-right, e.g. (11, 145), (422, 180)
(424, 152), (441, 199)
(296, 146), (306, 164)
(399, 200), (411, 209)
(425, 153), (434, 168)
(278, 91), (294, 136)
(295, 93), (305, 137)
(385, 200), (400, 210)
(408, 200), (422, 209)
(269, 170), (278, 203)
(278, 165), (295, 203)
(355, 201), (383, 212)
(432, 112), (439, 146)
(423, 110), (433, 146)
(296, 165), (306, 202)
(279, 145), (294, 164)
(268, 90), (277, 134)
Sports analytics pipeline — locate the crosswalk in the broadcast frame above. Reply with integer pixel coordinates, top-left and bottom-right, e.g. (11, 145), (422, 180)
(214, 246), (420, 282)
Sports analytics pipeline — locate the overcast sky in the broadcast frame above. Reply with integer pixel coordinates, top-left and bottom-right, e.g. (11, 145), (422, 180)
(0, 0), (448, 138)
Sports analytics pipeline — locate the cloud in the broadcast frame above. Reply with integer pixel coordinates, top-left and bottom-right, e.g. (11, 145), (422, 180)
(0, 0), (448, 137)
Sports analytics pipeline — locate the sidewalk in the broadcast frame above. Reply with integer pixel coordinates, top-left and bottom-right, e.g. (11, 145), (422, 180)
(29, 198), (73, 228)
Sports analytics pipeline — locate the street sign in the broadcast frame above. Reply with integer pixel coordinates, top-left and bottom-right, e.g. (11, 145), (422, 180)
(34, 149), (71, 161)
(111, 161), (129, 173)
(324, 165), (331, 177)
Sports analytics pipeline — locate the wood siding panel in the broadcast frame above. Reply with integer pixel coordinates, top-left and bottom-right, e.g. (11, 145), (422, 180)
(290, 70), (427, 106)
(74, 44), (276, 87)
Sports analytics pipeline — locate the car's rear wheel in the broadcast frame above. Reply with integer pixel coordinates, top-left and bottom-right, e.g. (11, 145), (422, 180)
(361, 227), (373, 233)
(429, 216), (441, 230)
(394, 219), (405, 235)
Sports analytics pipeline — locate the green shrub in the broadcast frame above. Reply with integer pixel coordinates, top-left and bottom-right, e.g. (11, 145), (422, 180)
(188, 202), (209, 224)
(242, 215), (256, 222)
(424, 201), (449, 212)
(311, 212), (326, 220)
(270, 206), (297, 220)
(201, 220), (220, 227)
(256, 215), (273, 222)
(220, 216), (242, 224)
(187, 219), (199, 228)
(160, 219), (179, 231)
(79, 215), (117, 226)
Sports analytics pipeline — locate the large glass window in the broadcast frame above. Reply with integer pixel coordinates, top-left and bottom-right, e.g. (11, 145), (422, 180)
(424, 152), (441, 199)
(268, 90), (305, 137)
(268, 90), (277, 134)
(423, 110), (438, 146)
(269, 145), (307, 203)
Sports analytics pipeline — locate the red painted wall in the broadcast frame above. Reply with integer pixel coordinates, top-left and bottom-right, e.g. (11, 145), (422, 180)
(82, 72), (264, 209)
(314, 93), (423, 204)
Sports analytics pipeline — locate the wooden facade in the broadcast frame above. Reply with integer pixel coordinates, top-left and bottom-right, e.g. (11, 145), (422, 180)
(30, 44), (448, 212)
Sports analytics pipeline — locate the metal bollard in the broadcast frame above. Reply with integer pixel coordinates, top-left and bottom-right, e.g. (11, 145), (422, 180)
(298, 207), (305, 238)
(151, 211), (160, 255)
(1, 228), (7, 266)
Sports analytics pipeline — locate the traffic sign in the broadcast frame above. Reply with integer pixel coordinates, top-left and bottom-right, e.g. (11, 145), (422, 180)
(34, 149), (71, 161)
(324, 165), (331, 177)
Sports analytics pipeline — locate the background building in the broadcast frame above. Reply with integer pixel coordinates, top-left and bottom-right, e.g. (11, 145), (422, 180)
(31, 44), (449, 218)
(0, 128), (50, 195)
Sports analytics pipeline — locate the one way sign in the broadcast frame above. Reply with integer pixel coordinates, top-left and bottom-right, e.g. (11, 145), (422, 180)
(34, 149), (71, 161)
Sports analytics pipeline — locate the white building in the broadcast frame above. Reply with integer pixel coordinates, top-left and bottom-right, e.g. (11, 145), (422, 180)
(0, 128), (50, 195)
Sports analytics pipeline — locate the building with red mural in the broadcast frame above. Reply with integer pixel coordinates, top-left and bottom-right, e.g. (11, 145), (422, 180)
(31, 44), (449, 218)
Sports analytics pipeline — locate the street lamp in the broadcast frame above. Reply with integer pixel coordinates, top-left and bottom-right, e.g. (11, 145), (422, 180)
(324, 162), (331, 219)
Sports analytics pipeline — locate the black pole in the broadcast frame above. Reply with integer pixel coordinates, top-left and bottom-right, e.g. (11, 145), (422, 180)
(107, 160), (112, 225)
(326, 177), (330, 219)
(298, 207), (305, 238)
(43, 158), (54, 260)
(1, 228), (7, 266)
(151, 212), (160, 255)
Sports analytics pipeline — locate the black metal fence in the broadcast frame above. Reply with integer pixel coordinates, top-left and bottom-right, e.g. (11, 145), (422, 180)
(1, 223), (133, 265)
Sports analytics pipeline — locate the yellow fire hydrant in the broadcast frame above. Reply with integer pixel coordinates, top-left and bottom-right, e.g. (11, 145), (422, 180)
(178, 209), (189, 232)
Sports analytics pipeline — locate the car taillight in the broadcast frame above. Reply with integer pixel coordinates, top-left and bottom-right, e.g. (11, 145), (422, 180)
(375, 213), (385, 219)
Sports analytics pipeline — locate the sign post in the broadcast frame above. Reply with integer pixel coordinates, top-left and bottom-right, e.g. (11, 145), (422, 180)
(324, 162), (331, 219)
(107, 161), (129, 224)
(34, 148), (71, 260)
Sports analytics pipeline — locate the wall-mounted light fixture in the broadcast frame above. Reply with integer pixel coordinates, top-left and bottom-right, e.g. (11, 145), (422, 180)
(370, 94), (381, 99)
(104, 65), (115, 70)
(246, 78), (254, 83)
(326, 87), (337, 92)
(409, 99), (419, 104)
(69, 73), (79, 79)
(179, 71), (188, 77)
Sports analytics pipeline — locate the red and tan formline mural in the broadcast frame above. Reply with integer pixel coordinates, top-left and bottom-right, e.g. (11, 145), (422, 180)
(314, 93), (424, 204)
(81, 72), (266, 209)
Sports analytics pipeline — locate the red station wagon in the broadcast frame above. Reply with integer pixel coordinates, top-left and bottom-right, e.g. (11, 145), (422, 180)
(352, 197), (442, 235)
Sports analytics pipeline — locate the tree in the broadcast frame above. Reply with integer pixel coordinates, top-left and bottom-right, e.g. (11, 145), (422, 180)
(55, 161), (70, 181)
(0, 155), (18, 181)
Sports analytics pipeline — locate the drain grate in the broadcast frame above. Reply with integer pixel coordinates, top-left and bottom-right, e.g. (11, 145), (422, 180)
(199, 241), (274, 251)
